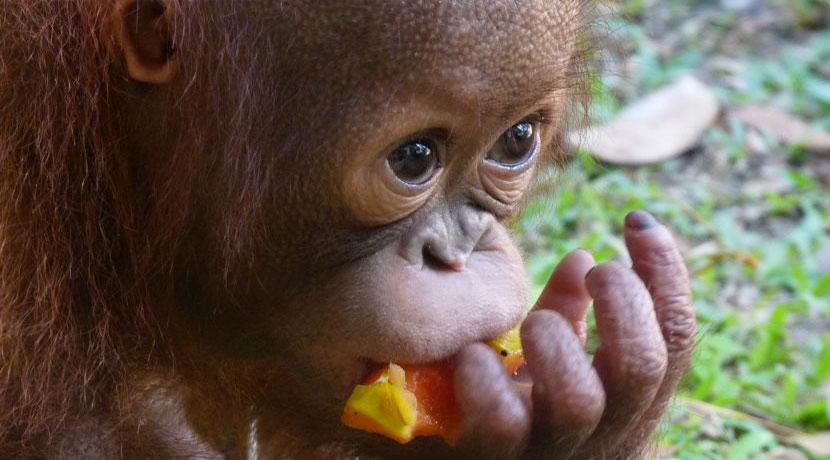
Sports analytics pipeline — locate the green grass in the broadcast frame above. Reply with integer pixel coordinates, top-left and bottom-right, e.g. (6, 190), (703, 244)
(518, 9), (830, 458)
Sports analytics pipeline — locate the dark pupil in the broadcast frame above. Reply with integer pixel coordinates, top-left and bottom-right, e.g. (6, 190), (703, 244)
(388, 141), (436, 183)
(502, 122), (534, 161)
(511, 122), (533, 141)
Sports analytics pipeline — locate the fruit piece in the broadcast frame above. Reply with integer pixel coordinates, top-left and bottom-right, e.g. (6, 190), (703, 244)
(341, 363), (419, 444)
(487, 325), (524, 375)
(342, 325), (525, 445)
(405, 361), (461, 444)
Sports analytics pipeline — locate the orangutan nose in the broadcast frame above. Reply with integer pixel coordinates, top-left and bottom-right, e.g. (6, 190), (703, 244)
(400, 204), (495, 271)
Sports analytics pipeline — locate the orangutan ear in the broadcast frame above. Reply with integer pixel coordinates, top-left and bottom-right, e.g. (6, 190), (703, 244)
(115, 0), (176, 85)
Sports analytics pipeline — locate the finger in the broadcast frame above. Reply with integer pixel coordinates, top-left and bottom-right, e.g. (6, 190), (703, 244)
(585, 262), (667, 452)
(533, 249), (595, 345)
(521, 311), (604, 457)
(621, 211), (695, 449)
(455, 343), (531, 460)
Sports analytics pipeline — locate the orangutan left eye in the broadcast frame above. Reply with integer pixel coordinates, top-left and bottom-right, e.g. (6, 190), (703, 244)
(486, 121), (539, 168)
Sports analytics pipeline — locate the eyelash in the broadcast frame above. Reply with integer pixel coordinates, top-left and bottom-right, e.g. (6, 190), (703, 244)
(387, 112), (550, 162)
(526, 112), (553, 127)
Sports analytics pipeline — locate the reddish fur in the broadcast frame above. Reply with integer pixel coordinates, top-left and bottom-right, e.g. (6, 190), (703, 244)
(0, 2), (294, 454)
(0, 1), (152, 453)
(0, 1), (596, 456)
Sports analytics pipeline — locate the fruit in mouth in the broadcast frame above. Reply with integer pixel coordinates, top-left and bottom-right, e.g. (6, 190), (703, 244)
(341, 325), (524, 445)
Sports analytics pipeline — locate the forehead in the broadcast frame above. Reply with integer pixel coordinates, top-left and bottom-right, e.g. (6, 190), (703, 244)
(252, 1), (582, 108)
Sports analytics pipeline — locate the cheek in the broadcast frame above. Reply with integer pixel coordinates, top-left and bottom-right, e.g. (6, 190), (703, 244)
(274, 228), (529, 402)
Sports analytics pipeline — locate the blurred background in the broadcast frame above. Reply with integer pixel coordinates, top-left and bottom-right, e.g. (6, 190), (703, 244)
(518, 0), (830, 458)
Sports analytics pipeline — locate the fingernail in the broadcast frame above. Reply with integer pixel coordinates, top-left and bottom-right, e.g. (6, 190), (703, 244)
(585, 265), (596, 280)
(625, 210), (657, 230)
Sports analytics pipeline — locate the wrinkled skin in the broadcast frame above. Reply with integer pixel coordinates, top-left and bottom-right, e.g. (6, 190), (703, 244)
(254, 212), (696, 460)
(452, 211), (694, 460)
(0, 1), (695, 458)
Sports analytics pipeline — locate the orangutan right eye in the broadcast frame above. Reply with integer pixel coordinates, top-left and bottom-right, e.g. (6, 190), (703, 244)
(485, 121), (539, 169)
(387, 139), (441, 185)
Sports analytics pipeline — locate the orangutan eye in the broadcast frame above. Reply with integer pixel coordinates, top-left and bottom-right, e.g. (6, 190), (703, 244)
(387, 139), (440, 185)
(486, 121), (539, 168)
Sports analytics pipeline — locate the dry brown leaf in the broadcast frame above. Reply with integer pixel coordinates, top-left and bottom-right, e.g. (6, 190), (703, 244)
(787, 432), (830, 456)
(734, 104), (830, 154)
(569, 75), (720, 165)
(767, 446), (809, 460)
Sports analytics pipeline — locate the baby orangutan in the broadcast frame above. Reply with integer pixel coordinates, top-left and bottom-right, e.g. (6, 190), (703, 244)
(0, 1), (695, 458)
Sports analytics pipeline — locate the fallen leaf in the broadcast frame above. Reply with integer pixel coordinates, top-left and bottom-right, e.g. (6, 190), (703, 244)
(734, 104), (830, 154)
(569, 76), (720, 165)
(786, 432), (830, 457)
(766, 446), (809, 460)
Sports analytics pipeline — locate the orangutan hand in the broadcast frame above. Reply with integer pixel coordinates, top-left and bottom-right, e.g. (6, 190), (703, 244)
(454, 211), (696, 460)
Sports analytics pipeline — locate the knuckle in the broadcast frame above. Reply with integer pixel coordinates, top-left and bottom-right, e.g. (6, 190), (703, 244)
(623, 344), (668, 386)
(654, 292), (696, 354)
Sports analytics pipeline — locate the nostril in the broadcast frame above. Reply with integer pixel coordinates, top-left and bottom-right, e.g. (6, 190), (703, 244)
(422, 244), (466, 272)
(401, 206), (491, 271)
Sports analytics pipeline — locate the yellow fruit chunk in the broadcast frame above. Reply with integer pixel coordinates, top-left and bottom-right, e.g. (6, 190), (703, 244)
(342, 327), (525, 445)
(487, 324), (524, 375)
(341, 364), (418, 444)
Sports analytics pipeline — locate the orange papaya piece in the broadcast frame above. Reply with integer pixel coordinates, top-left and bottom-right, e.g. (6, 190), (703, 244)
(342, 325), (524, 445)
